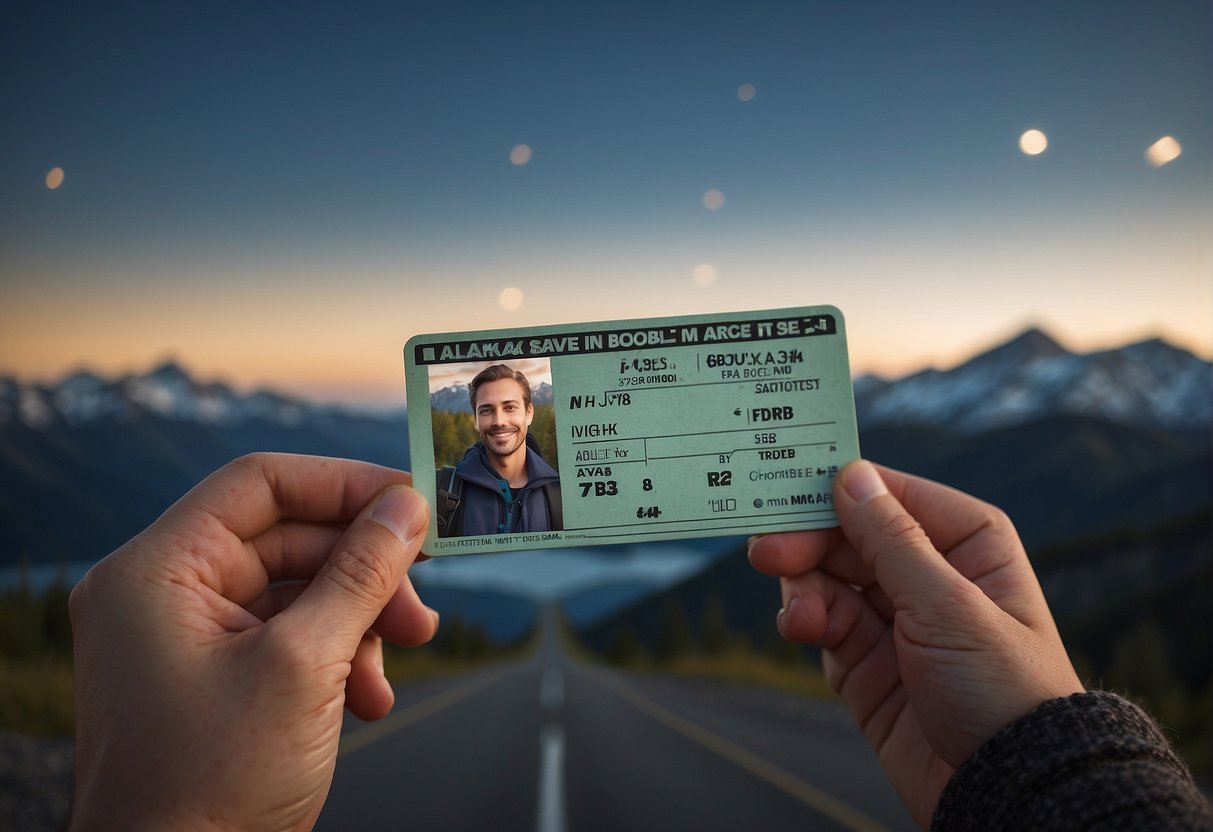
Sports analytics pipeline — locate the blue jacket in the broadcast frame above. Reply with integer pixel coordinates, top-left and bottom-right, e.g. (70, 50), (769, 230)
(443, 434), (561, 536)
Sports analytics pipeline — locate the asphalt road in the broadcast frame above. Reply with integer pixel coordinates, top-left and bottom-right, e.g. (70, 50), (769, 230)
(316, 610), (914, 831)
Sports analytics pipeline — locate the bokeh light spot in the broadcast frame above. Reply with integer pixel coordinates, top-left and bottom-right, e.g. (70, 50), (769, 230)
(737, 83), (756, 102)
(510, 144), (533, 166)
(1145, 136), (1181, 167)
(702, 189), (725, 210)
(45, 167), (65, 190)
(498, 287), (524, 310)
(693, 264), (717, 287)
(1019, 129), (1048, 156)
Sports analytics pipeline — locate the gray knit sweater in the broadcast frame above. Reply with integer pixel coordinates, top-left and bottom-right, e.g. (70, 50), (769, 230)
(931, 691), (1212, 830)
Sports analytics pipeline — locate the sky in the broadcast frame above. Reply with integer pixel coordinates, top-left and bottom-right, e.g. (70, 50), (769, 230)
(2, 0), (1209, 407)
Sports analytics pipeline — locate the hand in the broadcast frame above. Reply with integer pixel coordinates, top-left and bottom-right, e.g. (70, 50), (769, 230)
(69, 453), (438, 832)
(748, 460), (1083, 826)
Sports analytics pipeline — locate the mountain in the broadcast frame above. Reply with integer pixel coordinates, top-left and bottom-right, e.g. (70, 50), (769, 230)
(847, 330), (1210, 551)
(859, 416), (1210, 550)
(575, 539), (789, 655)
(578, 501), (1212, 691)
(853, 329), (1211, 433)
(410, 582), (539, 644)
(0, 362), (410, 567)
(2, 361), (406, 435)
(430, 381), (555, 413)
(2, 328), (1208, 577)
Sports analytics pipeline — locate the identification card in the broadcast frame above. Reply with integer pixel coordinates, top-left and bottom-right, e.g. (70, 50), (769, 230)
(404, 305), (860, 555)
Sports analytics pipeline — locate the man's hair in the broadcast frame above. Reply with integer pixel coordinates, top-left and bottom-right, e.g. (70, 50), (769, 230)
(468, 364), (532, 410)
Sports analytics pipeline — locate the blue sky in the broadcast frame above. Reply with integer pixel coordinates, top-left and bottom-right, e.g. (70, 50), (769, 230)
(2, 0), (1209, 405)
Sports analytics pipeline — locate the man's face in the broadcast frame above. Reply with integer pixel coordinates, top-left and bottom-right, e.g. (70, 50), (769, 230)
(474, 378), (533, 463)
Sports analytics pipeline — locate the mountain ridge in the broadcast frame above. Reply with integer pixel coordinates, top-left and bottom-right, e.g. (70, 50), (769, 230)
(7, 326), (1204, 434)
(2, 327), (1207, 570)
(0, 365), (411, 567)
(853, 328), (1209, 433)
(429, 381), (556, 413)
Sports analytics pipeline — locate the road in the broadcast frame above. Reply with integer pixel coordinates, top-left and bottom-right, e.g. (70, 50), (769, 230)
(317, 608), (914, 831)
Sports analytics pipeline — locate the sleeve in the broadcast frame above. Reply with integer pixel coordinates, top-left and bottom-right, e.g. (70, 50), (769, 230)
(930, 691), (1213, 831)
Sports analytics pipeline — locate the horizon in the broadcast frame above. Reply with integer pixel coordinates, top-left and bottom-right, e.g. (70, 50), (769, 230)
(5, 321), (1205, 411)
(3, 1), (1210, 409)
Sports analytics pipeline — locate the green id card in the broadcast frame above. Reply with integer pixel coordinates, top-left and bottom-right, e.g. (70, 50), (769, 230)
(405, 305), (860, 555)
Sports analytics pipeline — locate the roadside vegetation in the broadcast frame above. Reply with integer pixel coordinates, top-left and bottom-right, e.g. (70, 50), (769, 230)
(381, 615), (539, 683)
(577, 592), (1211, 782)
(573, 596), (834, 701)
(0, 570), (74, 737)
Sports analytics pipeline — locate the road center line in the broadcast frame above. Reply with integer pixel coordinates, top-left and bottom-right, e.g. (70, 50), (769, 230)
(535, 723), (567, 832)
(338, 668), (511, 757)
(540, 667), (564, 710)
(589, 669), (890, 832)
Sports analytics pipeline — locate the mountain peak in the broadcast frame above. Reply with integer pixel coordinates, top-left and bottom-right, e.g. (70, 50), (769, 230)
(856, 328), (1210, 433)
(968, 327), (1069, 368)
(142, 359), (195, 384)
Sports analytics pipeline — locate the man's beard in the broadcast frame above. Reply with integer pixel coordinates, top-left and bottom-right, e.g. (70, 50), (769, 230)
(484, 426), (525, 459)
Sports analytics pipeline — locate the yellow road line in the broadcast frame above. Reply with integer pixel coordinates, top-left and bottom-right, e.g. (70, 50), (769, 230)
(338, 668), (512, 757)
(590, 670), (891, 832)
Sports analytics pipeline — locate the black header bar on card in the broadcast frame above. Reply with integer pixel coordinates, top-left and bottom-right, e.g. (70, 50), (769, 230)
(411, 313), (837, 365)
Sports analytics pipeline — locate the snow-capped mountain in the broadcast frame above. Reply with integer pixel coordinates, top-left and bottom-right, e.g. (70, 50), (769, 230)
(430, 381), (555, 413)
(0, 362), (411, 567)
(2, 331), (1208, 567)
(0, 361), (318, 430)
(854, 329), (1211, 433)
(11, 328), (1202, 435)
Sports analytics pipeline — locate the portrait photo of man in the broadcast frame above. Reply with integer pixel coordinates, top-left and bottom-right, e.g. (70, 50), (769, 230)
(435, 363), (562, 537)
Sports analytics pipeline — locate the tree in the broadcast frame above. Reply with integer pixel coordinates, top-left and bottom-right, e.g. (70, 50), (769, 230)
(656, 598), (691, 663)
(531, 404), (559, 471)
(1107, 617), (1187, 729)
(700, 593), (729, 655)
(431, 410), (477, 466)
(607, 627), (641, 667)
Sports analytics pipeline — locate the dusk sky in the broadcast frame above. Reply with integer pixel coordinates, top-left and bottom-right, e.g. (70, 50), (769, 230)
(2, 0), (1209, 406)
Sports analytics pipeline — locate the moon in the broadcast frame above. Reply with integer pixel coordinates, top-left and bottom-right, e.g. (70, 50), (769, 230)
(1018, 129), (1048, 156)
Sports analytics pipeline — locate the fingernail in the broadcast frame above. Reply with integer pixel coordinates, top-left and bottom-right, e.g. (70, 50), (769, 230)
(746, 535), (763, 563)
(842, 460), (888, 505)
(776, 596), (798, 636)
(428, 607), (440, 629)
(371, 486), (427, 545)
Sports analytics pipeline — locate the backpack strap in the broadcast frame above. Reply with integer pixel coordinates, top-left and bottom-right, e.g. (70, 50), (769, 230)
(435, 466), (463, 537)
(543, 482), (563, 531)
(438, 465), (561, 535)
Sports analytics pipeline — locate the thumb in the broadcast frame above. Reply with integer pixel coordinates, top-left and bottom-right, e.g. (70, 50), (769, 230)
(280, 485), (430, 657)
(834, 460), (973, 614)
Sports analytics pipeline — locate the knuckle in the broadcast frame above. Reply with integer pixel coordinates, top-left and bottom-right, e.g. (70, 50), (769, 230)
(227, 451), (270, 473)
(974, 500), (1025, 554)
(875, 509), (928, 550)
(984, 502), (1012, 527)
(984, 503), (1018, 538)
(67, 575), (93, 625)
(860, 508), (934, 570)
(323, 539), (396, 607)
